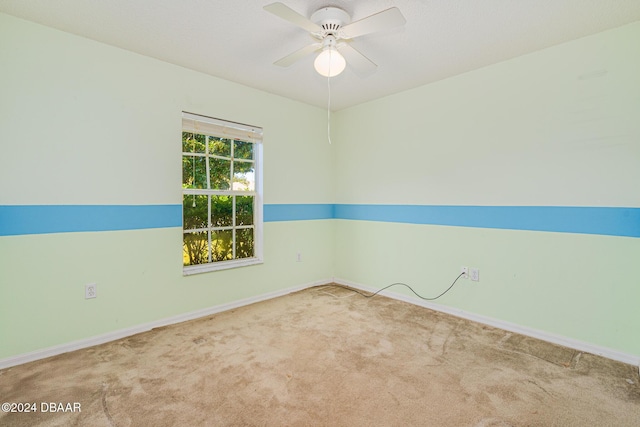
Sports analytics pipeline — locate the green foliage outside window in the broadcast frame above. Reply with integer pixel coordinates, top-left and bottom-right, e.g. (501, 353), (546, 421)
(182, 132), (256, 267)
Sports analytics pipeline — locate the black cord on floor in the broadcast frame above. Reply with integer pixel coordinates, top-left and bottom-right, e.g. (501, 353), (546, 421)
(329, 272), (465, 301)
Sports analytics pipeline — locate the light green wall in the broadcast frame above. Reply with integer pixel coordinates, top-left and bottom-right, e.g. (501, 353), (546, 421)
(0, 13), (333, 359)
(332, 22), (640, 356)
(0, 13), (333, 205)
(0, 221), (333, 358)
(333, 221), (640, 355)
(334, 22), (640, 206)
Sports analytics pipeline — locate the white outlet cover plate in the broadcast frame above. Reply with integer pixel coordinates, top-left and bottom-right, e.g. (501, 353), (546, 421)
(85, 284), (97, 299)
(461, 266), (468, 278)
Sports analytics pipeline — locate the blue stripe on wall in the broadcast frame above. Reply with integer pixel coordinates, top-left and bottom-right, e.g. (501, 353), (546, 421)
(1, 204), (638, 238)
(263, 204), (334, 222)
(334, 204), (640, 238)
(0, 205), (182, 236)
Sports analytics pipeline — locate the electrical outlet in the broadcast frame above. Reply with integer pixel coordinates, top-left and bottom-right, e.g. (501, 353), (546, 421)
(470, 268), (480, 282)
(85, 283), (97, 299)
(460, 266), (468, 279)
(296, 252), (302, 262)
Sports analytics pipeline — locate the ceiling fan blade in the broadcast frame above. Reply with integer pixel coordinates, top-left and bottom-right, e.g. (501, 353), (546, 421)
(264, 2), (322, 33)
(338, 43), (377, 76)
(340, 7), (406, 39)
(274, 43), (322, 67)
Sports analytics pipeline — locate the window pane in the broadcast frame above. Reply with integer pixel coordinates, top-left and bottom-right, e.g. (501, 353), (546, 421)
(182, 114), (262, 272)
(211, 195), (233, 227)
(183, 194), (208, 230)
(182, 133), (205, 154)
(182, 155), (207, 189)
(183, 231), (209, 266)
(236, 228), (254, 259)
(209, 137), (231, 157)
(236, 196), (254, 226)
(211, 230), (233, 261)
(234, 140), (253, 160)
(210, 158), (231, 190)
(232, 163), (255, 191)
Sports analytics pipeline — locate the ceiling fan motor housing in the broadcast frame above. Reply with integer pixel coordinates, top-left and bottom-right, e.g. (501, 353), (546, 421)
(311, 6), (351, 36)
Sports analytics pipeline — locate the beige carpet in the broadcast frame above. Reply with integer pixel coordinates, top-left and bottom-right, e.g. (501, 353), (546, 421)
(1, 285), (639, 426)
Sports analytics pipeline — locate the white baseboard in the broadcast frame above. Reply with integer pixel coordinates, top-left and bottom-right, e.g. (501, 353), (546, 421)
(333, 277), (640, 367)
(0, 278), (332, 370)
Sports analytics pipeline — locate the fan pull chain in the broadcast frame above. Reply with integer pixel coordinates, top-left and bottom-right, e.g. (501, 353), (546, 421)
(327, 49), (332, 144)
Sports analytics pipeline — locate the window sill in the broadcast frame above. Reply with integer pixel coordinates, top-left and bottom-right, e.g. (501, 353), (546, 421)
(183, 257), (263, 276)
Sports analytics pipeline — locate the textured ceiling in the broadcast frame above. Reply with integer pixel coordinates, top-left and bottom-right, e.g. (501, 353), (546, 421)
(2, 1), (640, 111)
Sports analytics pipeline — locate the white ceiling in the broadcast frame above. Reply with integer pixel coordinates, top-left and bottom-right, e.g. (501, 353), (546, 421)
(2, 1), (640, 111)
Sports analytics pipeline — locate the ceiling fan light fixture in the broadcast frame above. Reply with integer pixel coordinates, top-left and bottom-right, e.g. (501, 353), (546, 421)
(314, 37), (346, 77)
(314, 47), (345, 77)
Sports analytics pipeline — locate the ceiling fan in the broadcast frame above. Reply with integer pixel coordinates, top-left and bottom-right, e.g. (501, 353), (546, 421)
(264, 2), (406, 77)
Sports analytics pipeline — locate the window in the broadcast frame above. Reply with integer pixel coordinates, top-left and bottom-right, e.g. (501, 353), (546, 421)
(181, 112), (263, 274)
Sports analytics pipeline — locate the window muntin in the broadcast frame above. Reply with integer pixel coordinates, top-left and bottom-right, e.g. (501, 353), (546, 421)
(182, 112), (262, 274)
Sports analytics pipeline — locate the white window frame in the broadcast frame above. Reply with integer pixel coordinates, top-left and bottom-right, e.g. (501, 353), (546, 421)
(182, 111), (263, 275)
